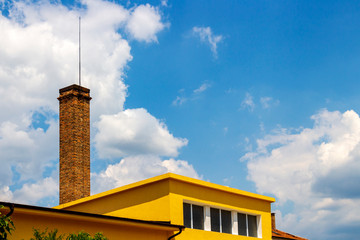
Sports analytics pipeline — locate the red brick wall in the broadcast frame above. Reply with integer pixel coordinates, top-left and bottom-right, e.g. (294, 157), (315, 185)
(58, 84), (91, 204)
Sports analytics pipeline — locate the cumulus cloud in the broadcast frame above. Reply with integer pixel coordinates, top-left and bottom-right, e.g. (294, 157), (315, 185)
(192, 26), (223, 58)
(0, 0), (134, 122)
(0, 115), (58, 184)
(12, 177), (58, 205)
(92, 155), (199, 194)
(0, 0), (177, 205)
(242, 109), (360, 240)
(126, 4), (167, 43)
(95, 108), (188, 159)
(1, 176), (58, 206)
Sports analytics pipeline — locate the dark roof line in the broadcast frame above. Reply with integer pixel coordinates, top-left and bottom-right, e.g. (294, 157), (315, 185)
(0, 201), (184, 229)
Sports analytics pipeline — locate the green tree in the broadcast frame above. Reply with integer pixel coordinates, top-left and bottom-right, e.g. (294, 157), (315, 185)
(67, 231), (107, 240)
(0, 205), (15, 240)
(30, 228), (64, 240)
(30, 229), (107, 240)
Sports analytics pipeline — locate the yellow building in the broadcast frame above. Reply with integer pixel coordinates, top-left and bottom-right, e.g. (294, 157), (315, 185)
(1, 172), (274, 240)
(55, 173), (275, 240)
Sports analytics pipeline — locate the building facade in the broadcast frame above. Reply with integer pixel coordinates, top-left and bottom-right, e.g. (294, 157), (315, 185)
(55, 173), (275, 240)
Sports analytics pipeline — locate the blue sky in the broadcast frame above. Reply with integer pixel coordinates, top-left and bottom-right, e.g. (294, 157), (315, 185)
(1, 0), (360, 239)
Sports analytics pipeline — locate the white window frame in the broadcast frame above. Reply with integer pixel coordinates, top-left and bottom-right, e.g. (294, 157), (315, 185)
(183, 201), (261, 238)
(204, 206), (211, 231)
(232, 211), (238, 235)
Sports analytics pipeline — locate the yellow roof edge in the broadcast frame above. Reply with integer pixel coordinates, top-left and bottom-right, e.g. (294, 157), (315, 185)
(54, 173), (274, 209)
(166, 173), (275, 203)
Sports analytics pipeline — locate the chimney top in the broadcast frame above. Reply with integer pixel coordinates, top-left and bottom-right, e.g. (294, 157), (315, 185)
(58, 84), (91, 102)
(59, 84), (90, 94)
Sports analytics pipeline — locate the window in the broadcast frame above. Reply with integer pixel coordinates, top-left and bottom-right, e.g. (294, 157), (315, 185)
(221, 210), (232, 233)
(193, 205), (204, 229)
(183, 202), (260, 238)
(247, 215), (258, 237)
(238, 213), (258, 237)
(183, 203), (204, 230)
(238, 213), (247, 236)
(210, 208), (232, 234)
(210, 208), (220, 232)
(183, 203), (191, 228)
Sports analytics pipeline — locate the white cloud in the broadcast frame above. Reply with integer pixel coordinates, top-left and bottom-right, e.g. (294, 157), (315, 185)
(12, 177), (58, 205)
(0, 0), (134, 122)
(0, 186), (13, 202)
(0, 115), (58, 181)
(126, 4), (167, 43)
(172, 96), (187, 106)
(173, 82), (211, 106)
(161, 158), (199, 177)
(240, 92), (255, 112)
(0, 0), (170, 205)
(194, 82), (211, 94)
(192, 26), (223, 58)
(95, 108), (188, 159)
(242, 109), (360, 240)
(239, 94), (278, 112)
(260, 96), (279, 109)
(161, 0), (168, 7)
(0, 113), (59, 204)
(91, 155), (199, 194)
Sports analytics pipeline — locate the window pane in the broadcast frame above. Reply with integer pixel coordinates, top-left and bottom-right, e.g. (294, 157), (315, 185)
(192, 205), (204, 230)
(248, 215), (258, 237)
(183, 203), (191, 228)
(221, 210), (232, 234)
(210, 208), (220, 232)
(237, 213), (247, 236)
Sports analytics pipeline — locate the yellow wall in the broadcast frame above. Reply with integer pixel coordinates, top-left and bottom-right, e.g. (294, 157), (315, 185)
(180, 228), (265, 240)
(8, 208), (177, 240)
(60, 179), (172, 222)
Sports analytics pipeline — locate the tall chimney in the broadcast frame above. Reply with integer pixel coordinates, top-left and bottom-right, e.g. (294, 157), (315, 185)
(58, 84), (91, 204)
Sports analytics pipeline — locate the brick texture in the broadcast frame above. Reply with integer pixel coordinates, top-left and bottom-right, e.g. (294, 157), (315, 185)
(58, 84), (91, 204)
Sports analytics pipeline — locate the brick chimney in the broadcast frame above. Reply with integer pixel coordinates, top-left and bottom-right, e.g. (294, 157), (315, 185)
(271, 213), (276, 229)
(58, 84), (91, 204)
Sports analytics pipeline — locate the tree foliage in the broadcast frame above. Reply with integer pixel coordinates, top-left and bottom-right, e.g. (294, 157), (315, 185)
(30, 228), (64, 240)
(0, 205), (15, 240)
(67, 232), (107, 240)
(30, 229), (108, 240)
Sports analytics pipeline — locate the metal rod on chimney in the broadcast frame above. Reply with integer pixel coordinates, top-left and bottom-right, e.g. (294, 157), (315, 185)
(79, 16), (81, 86)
